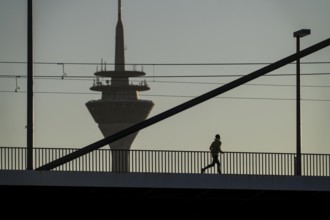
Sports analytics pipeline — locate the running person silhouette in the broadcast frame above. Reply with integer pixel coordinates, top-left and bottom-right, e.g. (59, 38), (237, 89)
(201, 134), (223, 174)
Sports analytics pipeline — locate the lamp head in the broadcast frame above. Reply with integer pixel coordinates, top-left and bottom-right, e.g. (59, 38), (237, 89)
(293, 29), (311, 38)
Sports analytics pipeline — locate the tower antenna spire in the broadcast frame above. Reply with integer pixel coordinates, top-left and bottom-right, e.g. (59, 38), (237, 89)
(118, 0), (122, 20)
(115, 0), (125, 71)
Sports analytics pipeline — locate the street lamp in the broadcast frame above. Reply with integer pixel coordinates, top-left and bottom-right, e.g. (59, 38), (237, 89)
(293, 29), (310, 176)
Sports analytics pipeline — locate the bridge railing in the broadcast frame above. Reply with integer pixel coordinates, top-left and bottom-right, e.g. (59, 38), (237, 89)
(1, 147), (329, 176)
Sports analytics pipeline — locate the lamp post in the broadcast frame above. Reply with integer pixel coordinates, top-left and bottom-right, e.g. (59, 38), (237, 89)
(293, 29), (310, 176)
(27, 0), (33, 170)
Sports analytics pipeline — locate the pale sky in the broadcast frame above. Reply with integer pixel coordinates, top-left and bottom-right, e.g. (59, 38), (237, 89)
(0, 0), (330, 154)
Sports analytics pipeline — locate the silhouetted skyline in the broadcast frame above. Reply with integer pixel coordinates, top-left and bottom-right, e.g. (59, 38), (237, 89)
(0, 0), (329, 154)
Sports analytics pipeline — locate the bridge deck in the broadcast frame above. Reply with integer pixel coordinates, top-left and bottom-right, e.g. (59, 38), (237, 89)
(0, 170), (328, 216)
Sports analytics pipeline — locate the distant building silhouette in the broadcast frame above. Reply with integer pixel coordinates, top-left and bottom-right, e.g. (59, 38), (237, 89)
(86, 0), (154, 172)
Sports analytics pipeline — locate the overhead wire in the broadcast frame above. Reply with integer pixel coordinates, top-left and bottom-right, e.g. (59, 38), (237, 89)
(147, 80), (330, 88)
(1, 60), (330, 81)
(0, 72), (330, 79)
(0, 73), (330, 88)
(1, 90), (329, 102)
(1, 61), (330, 65)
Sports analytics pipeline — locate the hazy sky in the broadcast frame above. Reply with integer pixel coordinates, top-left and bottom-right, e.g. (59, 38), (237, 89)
(0, 0), (330, 154)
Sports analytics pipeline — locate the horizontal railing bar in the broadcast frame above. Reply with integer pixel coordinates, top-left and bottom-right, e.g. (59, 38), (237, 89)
(1, 147), (328, 155)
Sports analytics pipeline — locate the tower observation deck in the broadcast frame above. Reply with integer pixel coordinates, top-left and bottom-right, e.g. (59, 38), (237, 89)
(86, 0), (154, 172)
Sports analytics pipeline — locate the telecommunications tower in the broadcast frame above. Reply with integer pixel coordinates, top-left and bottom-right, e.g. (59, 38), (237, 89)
(86, 0), (154, 172)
